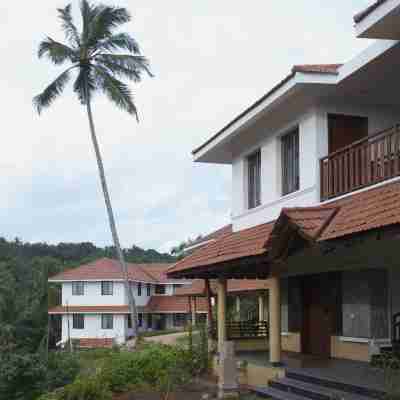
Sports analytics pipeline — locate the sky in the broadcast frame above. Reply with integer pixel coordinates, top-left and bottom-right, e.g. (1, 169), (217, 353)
(0, 1), (374, 252)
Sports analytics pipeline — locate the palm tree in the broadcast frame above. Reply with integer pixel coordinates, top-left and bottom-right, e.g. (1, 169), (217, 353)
(34, 1), (152, 340)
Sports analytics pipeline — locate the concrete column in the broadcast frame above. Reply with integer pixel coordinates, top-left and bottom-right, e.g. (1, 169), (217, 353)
(217, 278), (227, 354)
(269, 276), (282, 365)
(258, 294), (265, 321)
(235, 296), (241, 321)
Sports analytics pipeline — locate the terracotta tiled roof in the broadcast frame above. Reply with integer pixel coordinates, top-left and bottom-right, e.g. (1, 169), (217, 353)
(292, 64), (342, 75)
(175, 279), (270, 296)
(48, 258), (173, 283)
(192, 64), (341, 156)
(319, 180), (400, 240)
(144, 295), (208, 313)
(168, 180), (400, 277)
(186, 224), (233, 249)
(168, 222), (275, 275)
(48, 305), (132, 314)
(354, 0), (387, 23)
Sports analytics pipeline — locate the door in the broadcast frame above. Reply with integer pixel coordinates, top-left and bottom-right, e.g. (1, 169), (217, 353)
(328, 114), (368, 153)
(302, 275), (337, 358)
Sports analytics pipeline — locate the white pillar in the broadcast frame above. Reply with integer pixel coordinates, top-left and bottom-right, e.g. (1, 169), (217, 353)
(235, 296), (241, 321)
(269, 276), (282, 365)
(258, 294), (265, 321)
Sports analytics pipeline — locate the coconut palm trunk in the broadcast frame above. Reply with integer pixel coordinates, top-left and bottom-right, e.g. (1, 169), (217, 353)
(86, 95), (138, 338)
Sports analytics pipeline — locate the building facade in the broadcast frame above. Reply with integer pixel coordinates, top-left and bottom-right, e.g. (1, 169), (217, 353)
(48, 258), (207, 347)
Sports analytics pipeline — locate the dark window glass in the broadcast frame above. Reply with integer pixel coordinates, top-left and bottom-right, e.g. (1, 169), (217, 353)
(73, 314), (84, 329)
(173, 313), (186, 327)
(137, 282), (142, 296)
(155, 285), (166, 295)
(147, 314), (153, 329)
(138, 313), (143, 327)
(101, 281), (113, 296)
(282, 129), (300, 195)
(247, 149), (261, 209)
(72, 282), (84, 296)
(127, 315), (132, 329)
(146, 283), (151, 296)
(101, 314), (113, 329)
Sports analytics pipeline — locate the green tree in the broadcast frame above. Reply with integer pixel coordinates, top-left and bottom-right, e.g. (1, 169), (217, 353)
(33, 1), (152, 337)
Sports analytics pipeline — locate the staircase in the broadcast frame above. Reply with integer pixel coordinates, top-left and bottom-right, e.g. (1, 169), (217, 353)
(250, 370), (386, 400)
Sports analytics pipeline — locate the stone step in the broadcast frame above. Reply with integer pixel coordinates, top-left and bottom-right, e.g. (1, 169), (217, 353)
(286, 371), (385, 399)
(250, 386), (311, 400)
(270, 377), (375, 400)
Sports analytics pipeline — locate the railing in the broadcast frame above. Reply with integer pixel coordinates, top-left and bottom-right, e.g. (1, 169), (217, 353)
(320, 125), (400, 201)
(393, 312), (400, 354)
(211, 320), (269, 340)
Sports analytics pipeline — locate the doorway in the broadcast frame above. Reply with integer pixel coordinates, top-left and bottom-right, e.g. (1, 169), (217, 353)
(301, 274), (340, 358)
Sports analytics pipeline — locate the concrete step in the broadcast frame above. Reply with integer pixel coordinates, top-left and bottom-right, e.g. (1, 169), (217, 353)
(286, 370), (386, 399)
(250, 385), (312, 400)
(270, 377), (375, 400)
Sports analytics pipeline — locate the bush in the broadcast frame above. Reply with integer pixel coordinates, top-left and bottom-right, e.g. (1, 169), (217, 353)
(45, 352), (80, 391)
(60, 375), (112, 400)
(100, 343), (193, 393)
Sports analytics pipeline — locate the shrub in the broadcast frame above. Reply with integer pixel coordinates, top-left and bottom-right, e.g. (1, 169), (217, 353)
(59, 375), (112, 400)
(45, 352), (80, 391)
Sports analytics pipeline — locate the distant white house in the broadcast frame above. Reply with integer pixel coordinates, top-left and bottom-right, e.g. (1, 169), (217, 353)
(48, 258), (207, 347)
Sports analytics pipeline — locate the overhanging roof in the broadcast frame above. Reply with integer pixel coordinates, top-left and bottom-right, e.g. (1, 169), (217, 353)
(167, 180), (400, 280)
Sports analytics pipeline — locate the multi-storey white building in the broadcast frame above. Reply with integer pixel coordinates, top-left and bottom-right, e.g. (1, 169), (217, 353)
(48, 258), (207, 347)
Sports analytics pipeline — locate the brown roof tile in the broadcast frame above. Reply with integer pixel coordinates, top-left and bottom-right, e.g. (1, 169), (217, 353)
(354, 0), (387, 23)
(168, 222), (274, 275)
(49, 258), (173, 283)
(168, 181), (400, 277)
(48, 305), (132, 314)
(292, 64), (342, 75)
(144, 295), (208, 313)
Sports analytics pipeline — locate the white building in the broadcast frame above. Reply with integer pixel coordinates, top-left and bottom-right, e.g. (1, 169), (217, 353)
(48, 258), (207, 347)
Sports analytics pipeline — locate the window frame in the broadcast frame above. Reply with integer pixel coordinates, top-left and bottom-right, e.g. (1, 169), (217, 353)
(155, 284), (166, 295)
(137, 282), (142, 296)
(72, 314), (84, 330)
(247, 149), (262, 209)
(72, 282), (84, 296)
(101, 314), (114, 330)
(281, 128), (300, 196)
(146, 283), (151, 296)
(101, 281), (113, 296)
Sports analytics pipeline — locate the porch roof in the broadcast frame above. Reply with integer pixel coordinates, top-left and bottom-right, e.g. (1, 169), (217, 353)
(174, 279), (270, 297)
(168, 180), (400, 279)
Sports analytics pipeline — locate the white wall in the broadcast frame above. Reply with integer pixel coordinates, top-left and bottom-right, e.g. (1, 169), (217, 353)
(232, 103), (400, 231)
(62, 281), (126, 306)
(61, 314), (126, 345)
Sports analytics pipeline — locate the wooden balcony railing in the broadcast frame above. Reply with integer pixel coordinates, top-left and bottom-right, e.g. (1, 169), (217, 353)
(393, 312), (400, 354)
(320, 125), (400, 201)
(211, 320), (269, 340)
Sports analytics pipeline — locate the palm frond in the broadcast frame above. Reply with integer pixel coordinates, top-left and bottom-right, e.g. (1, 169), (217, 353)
(95, 53), (153, 81)
(80, 0), (96, 45)
(92, 65), (137, 119)
(94, 32), (140, 54)
(88, 6), (131, 48)
(38, 37), (78, 65)
(73, 65), (96, 104)
(33, 67), (75, 114)
(57, 4), (80, 47)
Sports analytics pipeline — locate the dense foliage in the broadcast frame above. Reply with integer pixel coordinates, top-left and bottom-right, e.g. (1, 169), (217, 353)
(0, 237), (176, 400)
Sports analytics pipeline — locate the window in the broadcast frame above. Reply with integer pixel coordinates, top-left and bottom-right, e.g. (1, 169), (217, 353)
(73, 314), (84, 329)
(282, 129), (300, 195)
(127, 315), (132, 329)
(72, 282), (84, 296)
(146, 283), (151, 296)
(173, 314), (187, 327)
(101, 314), (113, 329)
(138, 313), (143, 327)
(137, 282), (142, 296)
(155, 285), (166, 295)
(101, 281), (113, 296)
(247, 149), (261, 209)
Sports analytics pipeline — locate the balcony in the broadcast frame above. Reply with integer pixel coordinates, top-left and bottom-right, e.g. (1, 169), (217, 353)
(320, 125), (400, 201)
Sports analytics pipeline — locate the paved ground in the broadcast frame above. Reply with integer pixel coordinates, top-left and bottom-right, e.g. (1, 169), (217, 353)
(143, 331), (188, 346)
